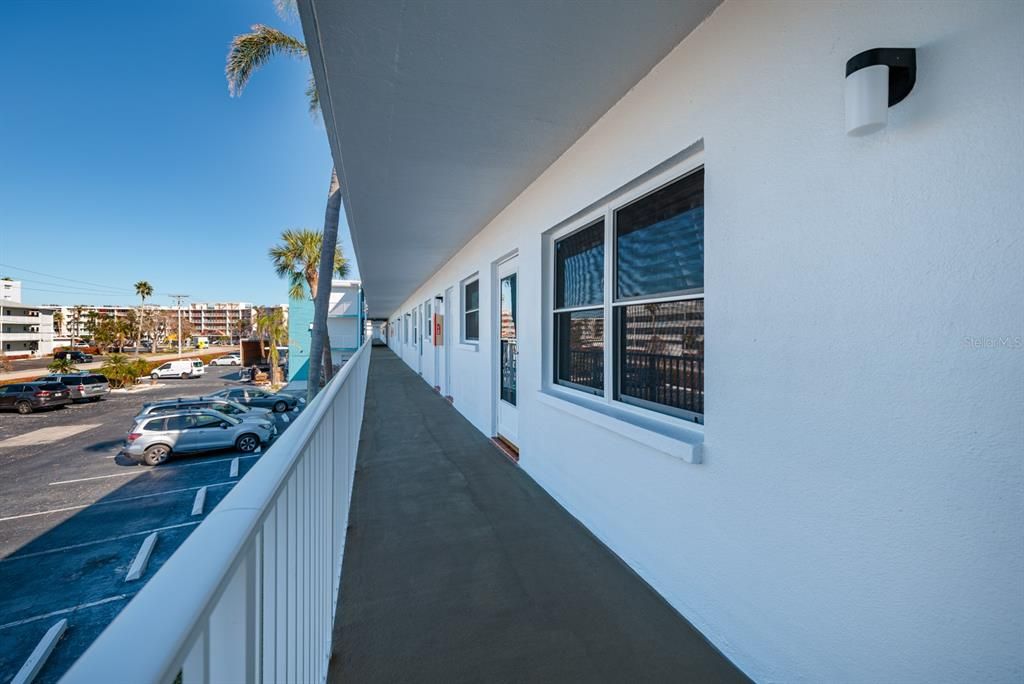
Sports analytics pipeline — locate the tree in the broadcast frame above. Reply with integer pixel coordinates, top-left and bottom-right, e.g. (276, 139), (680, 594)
(134, 281), (154, 355)
(227, 9), (346, 401)
(52, 309), (64, 337)
(48, 356), (77, 374)
(70, 306), (84, 342)
(256, 307), (287, 385)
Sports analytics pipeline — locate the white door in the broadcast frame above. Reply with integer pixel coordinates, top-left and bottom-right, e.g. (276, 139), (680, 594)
(443, 286), (453, 396)
(417, 305), (424, 374)
(496, 257), (518, 445)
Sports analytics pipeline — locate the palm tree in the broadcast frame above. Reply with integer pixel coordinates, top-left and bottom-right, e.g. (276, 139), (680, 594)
(269, 229), (349, 301)
(227, 10), (345, 400)
(256, 307), (287, 385)
(52, 309), (64, 337)
(71, 305), (84, 342)
(269, 229), (348, 382)
(134, 281), (154, 355)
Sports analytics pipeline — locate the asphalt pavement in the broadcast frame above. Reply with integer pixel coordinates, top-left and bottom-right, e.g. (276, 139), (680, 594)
(0, 365), (304, 683)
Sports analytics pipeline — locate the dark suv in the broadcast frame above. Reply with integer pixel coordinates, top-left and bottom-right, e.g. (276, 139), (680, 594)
(35, 373), (110, 402)
(54, 350), (94, 363)
(0, 382), (72, 414)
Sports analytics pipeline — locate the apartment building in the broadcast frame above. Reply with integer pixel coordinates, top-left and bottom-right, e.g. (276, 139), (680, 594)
(0, 281), (56, 358)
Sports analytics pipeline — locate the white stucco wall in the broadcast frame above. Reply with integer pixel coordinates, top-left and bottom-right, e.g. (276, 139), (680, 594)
(383, 1), (1024, 681)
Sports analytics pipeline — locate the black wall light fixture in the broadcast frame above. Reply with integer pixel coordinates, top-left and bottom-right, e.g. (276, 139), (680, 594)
(845, 48), (917, 136)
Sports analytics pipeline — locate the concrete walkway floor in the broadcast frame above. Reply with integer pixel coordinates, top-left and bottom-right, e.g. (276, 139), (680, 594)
(328, 347), (748, 683)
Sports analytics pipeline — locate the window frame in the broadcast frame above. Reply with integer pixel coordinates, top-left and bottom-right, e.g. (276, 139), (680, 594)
(545, 150), (705, 427)
(461, 274), (480, 344)
(552, 217), (606, 396)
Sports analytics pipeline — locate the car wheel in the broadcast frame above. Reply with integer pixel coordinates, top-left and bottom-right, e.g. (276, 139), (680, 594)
(142, 444), (171, 466)
(273, 400), (288, 413)
(236, 433), (260, 453)
(15, 401), (32, 415)
(151, 372), (159, 379)
(180, 372), (189, 379)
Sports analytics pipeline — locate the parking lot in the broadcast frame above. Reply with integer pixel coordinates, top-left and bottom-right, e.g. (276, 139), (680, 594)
(0, 365), (303, 683)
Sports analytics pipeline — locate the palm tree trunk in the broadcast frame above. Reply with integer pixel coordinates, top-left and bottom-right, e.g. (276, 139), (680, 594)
(306, 166), (342, 402)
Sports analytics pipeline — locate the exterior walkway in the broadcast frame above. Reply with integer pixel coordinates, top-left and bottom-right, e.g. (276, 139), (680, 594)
(328, 347), (748, 683)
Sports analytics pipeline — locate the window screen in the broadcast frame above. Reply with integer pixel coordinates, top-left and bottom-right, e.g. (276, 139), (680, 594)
(555, 220), (604, 309)
(463, 279), (480, 342)
(616, 169), (704, 300)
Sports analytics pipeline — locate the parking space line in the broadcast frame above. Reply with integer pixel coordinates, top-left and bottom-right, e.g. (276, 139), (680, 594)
(125, 532), (158, 582)
(229, 458), (239, 478)
(0, 595), (132, 631)
(0, 521), (201, 563)
(191, 487), (207, 516)
(10, 618), (67, 684)
(48, 454), (261, 486)
(0, 482), (236, 523)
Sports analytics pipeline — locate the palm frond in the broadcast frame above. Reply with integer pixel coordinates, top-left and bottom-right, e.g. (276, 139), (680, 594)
(226, 24), (307, 97)
(306, 72), (320, 115)
(273, 0), (298, 21)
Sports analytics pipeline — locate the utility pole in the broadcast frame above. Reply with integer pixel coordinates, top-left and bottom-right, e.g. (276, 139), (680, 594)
(169, 294), (189, 356)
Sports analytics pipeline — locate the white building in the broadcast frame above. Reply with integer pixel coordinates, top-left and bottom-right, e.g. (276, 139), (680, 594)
(61, 3), (1022, 683)
(326, 280), (364, 367)
(303, 1), (1022, 682)
(0, 280), (56, 357)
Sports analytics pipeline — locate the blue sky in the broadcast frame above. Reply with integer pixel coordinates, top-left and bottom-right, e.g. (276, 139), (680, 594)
(0, 0), (356, 307)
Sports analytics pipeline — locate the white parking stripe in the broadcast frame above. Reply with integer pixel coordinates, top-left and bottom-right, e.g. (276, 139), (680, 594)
(0, 522), (201, 563)
(191, 487), (207, 516)
(0, 482), (236, 523)
(229, 458), (239, 478)
(0, 595), (132, 631)
(282, 414), (290, 423)
(10, 619), (67, 684)
(125, 532), (158, 582)
(0, 425), (101, 450)
(48, 454), (261, 486)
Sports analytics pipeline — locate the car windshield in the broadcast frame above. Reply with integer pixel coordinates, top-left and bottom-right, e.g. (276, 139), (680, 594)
(217, 413), (241, 425)
(223, 400), (250, 413)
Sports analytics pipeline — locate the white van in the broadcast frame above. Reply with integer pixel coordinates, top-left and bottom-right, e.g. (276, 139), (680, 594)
(151, 359), (205, 379)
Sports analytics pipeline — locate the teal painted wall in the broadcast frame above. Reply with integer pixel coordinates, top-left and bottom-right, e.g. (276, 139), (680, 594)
(287, 293), (315, 381)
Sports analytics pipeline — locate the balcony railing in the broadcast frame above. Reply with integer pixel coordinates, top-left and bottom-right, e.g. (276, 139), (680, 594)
(61, 340), (372, 684)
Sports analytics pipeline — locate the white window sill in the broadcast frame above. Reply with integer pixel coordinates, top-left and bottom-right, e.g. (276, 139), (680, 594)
(457, 342), (479, 351)
(536, 389), (703, 464)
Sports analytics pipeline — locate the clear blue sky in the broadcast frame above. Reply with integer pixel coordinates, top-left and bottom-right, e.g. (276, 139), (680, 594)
(0, 0), (357, 307)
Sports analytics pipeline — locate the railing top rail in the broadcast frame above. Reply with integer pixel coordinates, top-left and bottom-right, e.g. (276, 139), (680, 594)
(60, 339), (372, 684)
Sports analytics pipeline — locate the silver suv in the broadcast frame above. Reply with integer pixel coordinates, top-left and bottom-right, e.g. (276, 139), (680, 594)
(36, 373), (110, 402)
(123, 409), (275, 466)
(135, 397), (272, 424)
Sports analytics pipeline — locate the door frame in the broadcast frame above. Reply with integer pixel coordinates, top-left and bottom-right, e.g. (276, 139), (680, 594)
(491, 249), (519, 443)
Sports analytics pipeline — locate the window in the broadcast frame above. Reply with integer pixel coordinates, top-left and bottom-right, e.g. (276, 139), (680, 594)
(462, 277), (480, 342)
(550, 165), (704, 423)
(190, 414), (223, 429)
(165, 415), (189, 431)
(404, 314), (409, 343)
(554, 220), (604, 393)
(425, 301), (433, 342)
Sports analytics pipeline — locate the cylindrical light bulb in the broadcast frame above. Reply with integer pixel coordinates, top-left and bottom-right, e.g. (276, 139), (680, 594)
(845, 64), (889, 136)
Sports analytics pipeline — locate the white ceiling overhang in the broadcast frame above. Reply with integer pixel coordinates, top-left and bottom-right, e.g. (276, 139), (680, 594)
(299, 0), (720, 318)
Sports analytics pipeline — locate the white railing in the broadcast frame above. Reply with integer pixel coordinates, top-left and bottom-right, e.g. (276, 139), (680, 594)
(61, 340), (372, 684)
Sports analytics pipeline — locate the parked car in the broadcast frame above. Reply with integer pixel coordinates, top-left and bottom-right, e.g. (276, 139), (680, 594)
(207, 386), (298, 413)
(54, 350), (93, 363)
(150, 359), (206, 379)
(0, 382), (71, 414)
(209, 355), (241, 366)
(35, 373), (110, 402)
(135, 397), (273, 423)
(123, 409), (275, 466)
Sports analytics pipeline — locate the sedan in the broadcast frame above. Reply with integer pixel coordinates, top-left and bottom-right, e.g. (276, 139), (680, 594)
(207, 387), (299, 413)
(209, 355), (242, 366)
